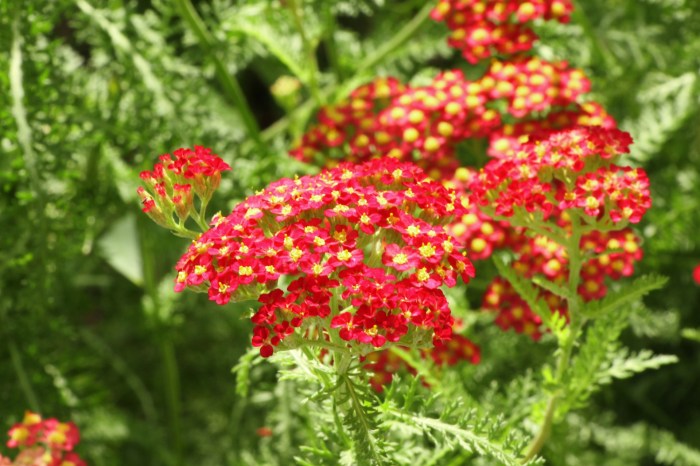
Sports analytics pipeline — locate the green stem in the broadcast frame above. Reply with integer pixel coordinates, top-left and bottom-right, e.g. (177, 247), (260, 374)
(193, 197), (211, 231)
(521, 216), (586, 463)
(258, 2), (434, 143)
(354, 2), (433, 75)
(173, 0), (265, 154)
(8, 341), (40, 413)
(571, 0), (616, 70)
(322, 4), (343, 81)
(139, 218), (183, 465)
(287, 0), (323, 106)
(340, 373), (384, 466)
(159, 337), (183, 466)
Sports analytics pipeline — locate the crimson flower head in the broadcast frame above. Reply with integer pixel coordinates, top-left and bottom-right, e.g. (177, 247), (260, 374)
(470, 126), (649, 228)
(693, 264), (700, 285)
(137, 146), (231, 232)
(174, 157), (475, 357)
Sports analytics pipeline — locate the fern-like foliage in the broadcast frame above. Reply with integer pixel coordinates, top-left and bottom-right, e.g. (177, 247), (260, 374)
(377, 381), (539, 466)
(563, 304), (677, 412)
(583, 274), (668, 319)
(624, 72), (698, 162)
(596, 348), (678, 385)
(493, 254), (557, 330)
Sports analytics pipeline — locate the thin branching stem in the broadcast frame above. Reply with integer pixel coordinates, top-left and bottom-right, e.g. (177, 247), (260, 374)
(8, 341), (40, 413)
(258, 2), (434, 143)
(286, 0), (323, 106)
(521, 213), (588, 463)
(341, 373), (384, 466)
(354, 2), (433, 75)
(173, 0), (265, 154)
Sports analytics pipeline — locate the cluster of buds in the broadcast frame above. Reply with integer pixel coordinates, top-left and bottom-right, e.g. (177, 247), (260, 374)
(292, 58), (594, 178)
(137, 146), (231, 235)
(431, 0), (573, 63)
(363, 332), (481, 392)
(483, 228), (643, 338)
(1, 412), (85, 466)
(171, 157), (474, 357)
(469, 126), (649, 227)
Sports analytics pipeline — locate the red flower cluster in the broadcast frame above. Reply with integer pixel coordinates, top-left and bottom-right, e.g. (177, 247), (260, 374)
(363, 333), (481, 392)
(470, 126), (648, 226)
(289, 77), (407, 166)
(693, 264), (700, 285)
(487, 102), (617, 158)
(292, 59), (592, 178)
(483, 228), (643, 338)
(2, 412), (85, 466)
(137, 146), (231, 229)
(485, 57), (589, 117)
(445, 168), (516, 260)
(173, 157), (474, 357)
(431, 0), (573, 63)
(559, 166), (651, 224)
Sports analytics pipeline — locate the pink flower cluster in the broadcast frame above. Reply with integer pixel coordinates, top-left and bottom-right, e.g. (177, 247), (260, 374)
(137, 146), (231, 228)
(431, 0), (573, 63)
(2, 412), (85, 466)
(172, 157), (474, 357)
(487, 102), (616, 158)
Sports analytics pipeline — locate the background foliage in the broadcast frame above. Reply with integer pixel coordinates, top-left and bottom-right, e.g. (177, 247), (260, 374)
(1, 0), (700, 464)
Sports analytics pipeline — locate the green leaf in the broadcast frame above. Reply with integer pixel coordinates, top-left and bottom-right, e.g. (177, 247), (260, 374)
(493, 254), (552, 325)
(98, 214), (143, 286)
(532, 275), (575, 301)
(382, 407), (527, 466)
(231, 347), (261, 398)
(583, 274), (668, 319)
(596, 349), (678, 385)
(624, 72), (698, 163)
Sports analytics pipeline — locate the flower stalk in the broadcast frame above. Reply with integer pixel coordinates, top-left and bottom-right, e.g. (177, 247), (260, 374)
(173, 0), (265, 153)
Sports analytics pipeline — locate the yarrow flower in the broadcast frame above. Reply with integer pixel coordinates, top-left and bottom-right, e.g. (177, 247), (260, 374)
(173, 157), (475, 357)
(469, 126), (647, 227)
(137, 146), (231, 234)
(431, 0), (573, 63)
(2, 411), (85, 466)
(292, 59), (596, 178)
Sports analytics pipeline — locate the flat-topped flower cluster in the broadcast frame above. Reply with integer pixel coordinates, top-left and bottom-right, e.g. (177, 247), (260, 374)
(291, 57), (605, 178)
(469, 126), (649, 226)
(171, 157), (474, 357)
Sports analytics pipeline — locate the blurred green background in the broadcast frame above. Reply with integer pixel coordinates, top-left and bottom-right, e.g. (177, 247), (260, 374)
(1, 0), (699, 464)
